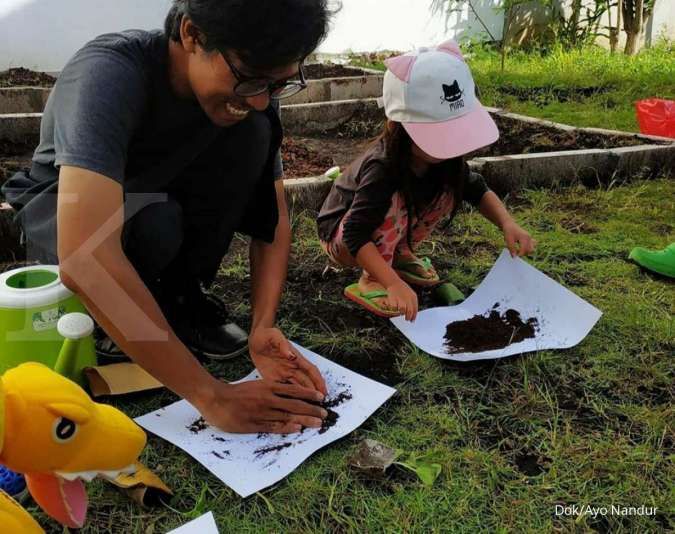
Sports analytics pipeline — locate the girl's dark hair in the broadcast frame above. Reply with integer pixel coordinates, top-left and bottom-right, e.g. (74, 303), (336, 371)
(381, 121), (465, 252)
(164, 0), (338, 70)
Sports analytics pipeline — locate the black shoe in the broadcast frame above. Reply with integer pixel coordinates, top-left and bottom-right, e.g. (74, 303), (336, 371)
(94, 327), (131, 364)
(167, 286), (249, 361)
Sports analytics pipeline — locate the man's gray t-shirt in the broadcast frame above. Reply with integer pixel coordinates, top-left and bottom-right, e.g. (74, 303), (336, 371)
(4, 29), (283, 259)
(33, 29), (282, 184)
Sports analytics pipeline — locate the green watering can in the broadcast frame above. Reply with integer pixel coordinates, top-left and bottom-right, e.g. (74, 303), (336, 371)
(0, 265), (97, 385)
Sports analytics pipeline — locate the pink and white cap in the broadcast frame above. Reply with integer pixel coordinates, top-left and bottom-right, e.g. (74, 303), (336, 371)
(382, 40), (499, 160)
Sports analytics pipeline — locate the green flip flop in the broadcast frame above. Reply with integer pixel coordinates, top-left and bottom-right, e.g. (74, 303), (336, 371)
(344, 283), (402, 318)
(394, 257), (441, 287)
(629, 243), (675, 279)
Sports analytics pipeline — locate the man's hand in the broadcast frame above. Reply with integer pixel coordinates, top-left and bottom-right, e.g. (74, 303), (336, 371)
(195, 380), (327, 434)
(249, 327), (328, 395)
(502, 221), (537, 257)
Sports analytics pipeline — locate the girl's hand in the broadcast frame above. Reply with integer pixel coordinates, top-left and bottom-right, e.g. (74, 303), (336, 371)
(385, 279), (418, 322)
(502, 221), (537, 257)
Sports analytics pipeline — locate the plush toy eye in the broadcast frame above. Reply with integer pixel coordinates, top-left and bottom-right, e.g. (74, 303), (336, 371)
(53, 417), (78, 443)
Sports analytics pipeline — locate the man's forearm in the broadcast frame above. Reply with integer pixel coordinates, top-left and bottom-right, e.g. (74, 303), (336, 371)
(249, 216), (291, 331)
(61, 249), (217, 406)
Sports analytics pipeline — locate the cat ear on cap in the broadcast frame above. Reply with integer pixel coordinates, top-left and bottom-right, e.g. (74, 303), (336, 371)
(437, 39), (465, 61)
(384, 54), (417, 82)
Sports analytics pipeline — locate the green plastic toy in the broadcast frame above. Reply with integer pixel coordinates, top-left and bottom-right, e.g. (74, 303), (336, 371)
(0, 266), (96, 384)
(435, 282), (466, 305)
(629, 243), (675, 279)
(324, 166), (342, 181)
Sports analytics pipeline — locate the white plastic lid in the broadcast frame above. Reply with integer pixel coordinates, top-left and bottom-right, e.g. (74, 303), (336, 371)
(0, 265), (74, 309)
(57, 313), (94, 340)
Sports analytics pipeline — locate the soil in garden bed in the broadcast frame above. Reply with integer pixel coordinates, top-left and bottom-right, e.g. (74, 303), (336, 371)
(305, 64), (366, 79)
(281, 110), (651, 178)
(0, 64), (367, 86)
(0, 67), (56, 87)
(476, 115), (646, 156)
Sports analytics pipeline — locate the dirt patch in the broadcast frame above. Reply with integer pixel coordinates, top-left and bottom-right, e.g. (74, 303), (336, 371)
(284, 136), (374, 176)
(650, 223), (674, 236)
(282, 137), (334, 178)
(0, 67), (56, 88)
(444, 304), (539, 354)
(514, 452), (550, 476)
(498, 84), (615, 106)
(305, 64), (366, 79)
(558, 214), (598, 234)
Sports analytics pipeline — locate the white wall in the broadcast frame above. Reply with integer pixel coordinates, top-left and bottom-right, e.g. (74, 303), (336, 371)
(0, 0), (172, 72)
(0, 0), (671, 72)
(0, 0), (503, 71)
(320, 0), (503, 53)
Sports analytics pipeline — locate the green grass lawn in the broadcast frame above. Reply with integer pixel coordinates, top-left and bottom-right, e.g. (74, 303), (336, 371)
(32, 177), (673, 532)
(351, 43), (675, 133)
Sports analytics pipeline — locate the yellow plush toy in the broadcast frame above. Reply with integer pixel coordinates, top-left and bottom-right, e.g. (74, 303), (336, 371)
(0, 362), (147, 533)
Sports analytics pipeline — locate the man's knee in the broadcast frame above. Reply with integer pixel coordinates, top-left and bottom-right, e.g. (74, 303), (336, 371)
(123, 197), (183, 279)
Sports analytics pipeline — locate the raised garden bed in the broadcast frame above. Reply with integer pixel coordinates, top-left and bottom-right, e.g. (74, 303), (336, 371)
(0, 67), (55, 87)
(304, 64), (366, 79)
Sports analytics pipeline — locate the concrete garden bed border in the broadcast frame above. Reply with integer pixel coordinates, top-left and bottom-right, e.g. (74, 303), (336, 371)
(0, 71), (384, 114)
(1, 99), (673, 213)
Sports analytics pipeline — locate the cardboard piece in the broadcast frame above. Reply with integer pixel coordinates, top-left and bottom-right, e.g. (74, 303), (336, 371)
(85, 363), (163, 397)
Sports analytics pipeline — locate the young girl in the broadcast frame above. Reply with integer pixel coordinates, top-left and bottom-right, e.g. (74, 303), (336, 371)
(317, 41), (536, 321)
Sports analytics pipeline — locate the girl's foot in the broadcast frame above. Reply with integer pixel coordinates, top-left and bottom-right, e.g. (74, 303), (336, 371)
(394, 255), (441, 287)
(357, 273), (397, 313)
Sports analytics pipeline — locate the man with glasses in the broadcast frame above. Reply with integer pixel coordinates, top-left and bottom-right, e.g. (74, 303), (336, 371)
(2, 0), (336, 434)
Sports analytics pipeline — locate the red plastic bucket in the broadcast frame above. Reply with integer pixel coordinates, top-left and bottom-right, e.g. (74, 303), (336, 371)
(635, 98), (675, 139)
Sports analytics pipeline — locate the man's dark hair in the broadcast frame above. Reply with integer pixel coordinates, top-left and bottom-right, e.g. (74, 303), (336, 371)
(165, 0), (338, 70)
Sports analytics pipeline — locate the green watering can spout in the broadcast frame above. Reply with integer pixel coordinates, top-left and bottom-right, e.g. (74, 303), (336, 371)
(54, 313), (96, 384)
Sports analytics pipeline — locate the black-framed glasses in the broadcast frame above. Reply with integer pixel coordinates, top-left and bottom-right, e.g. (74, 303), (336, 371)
(222, 53), (307, 100)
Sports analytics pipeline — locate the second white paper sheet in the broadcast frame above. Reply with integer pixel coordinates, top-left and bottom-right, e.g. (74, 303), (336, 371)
(391, 250), (602, 361)
(168, 512), (219, 534)
(136, 344), (396, 498)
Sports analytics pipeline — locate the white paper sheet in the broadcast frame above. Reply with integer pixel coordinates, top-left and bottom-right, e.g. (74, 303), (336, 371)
(136, 344), (396, 498)
(168, 512), (219, 534)
(391, 249), (602, 361)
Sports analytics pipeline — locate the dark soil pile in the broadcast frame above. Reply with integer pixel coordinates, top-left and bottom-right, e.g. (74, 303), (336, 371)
(317, 390), (353, 434)
(187, 417), (209, 434)
(281, 137), (334, 178)
(305, 64), (366, 79)
(444, 305), (539, 354)
(0, 67), (56, 87)
(319, 410), (339, 434)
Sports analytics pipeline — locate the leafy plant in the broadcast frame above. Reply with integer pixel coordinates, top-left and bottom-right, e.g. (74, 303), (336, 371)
(394, 452), (443, 486)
